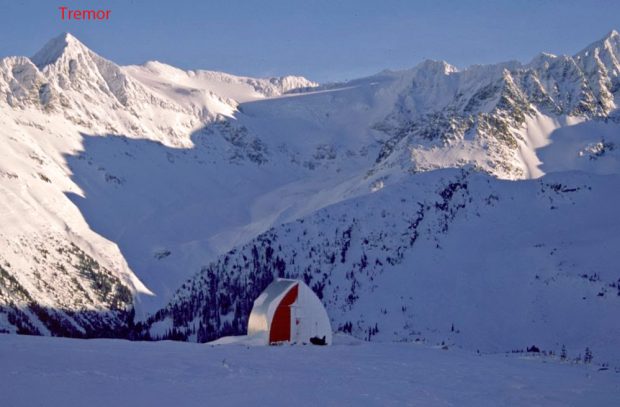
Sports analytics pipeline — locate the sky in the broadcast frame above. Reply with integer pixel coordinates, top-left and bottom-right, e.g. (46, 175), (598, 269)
(0, 0), (619, 82)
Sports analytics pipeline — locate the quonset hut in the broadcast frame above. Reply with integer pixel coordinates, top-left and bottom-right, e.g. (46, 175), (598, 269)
(247, 279), (332, 345)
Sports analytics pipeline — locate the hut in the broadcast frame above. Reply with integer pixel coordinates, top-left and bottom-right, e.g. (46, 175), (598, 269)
(247, 278), (332, 345)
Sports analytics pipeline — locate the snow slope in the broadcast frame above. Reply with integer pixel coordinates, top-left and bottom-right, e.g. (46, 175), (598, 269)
(149, 168), (620, 366)
(0, 33), (326, 325)
(124, 61), (317, 105)
(1, 334), (617, 407)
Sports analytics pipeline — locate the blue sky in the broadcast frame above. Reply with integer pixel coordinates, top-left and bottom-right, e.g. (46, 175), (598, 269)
(0, 0), (619, 82)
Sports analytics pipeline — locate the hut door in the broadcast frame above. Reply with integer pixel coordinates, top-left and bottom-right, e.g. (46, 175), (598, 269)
(269, 284), (298, 344)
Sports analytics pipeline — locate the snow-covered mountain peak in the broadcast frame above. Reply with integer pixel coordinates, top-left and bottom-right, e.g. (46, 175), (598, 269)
(30, 32), (89, 70)
(540, 51), (557, 58)
(265, 74), (319, 94)
(28, 32), (135, 100)
(415, 59), (458, 76)
(575, 29), (620, 58)
(599, 29), (619, 46)
(530, 52), (557, 64)
(528, 51), (566, 69)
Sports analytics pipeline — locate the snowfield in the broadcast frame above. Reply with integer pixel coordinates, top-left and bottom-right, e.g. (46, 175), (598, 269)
(0, 334), (618, 407)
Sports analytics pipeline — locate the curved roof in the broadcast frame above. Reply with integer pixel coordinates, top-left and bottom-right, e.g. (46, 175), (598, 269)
(247, 278), (332, 345)
(247, 279), (297, 336)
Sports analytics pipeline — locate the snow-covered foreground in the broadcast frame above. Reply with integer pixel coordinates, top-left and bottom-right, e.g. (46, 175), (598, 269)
(0, 335), (617, 406)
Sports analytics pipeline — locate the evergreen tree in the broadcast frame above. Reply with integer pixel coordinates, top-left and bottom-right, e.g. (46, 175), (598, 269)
(584, 347), (593, 364)
(560, 344), (567, 361)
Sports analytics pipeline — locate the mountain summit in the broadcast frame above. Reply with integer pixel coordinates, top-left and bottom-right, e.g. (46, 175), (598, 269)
(31, 32), (90, 69)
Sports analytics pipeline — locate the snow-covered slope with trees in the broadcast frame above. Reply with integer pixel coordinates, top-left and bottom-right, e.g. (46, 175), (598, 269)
(146, 168), (620, 365)
(0, 31), (619, 369)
